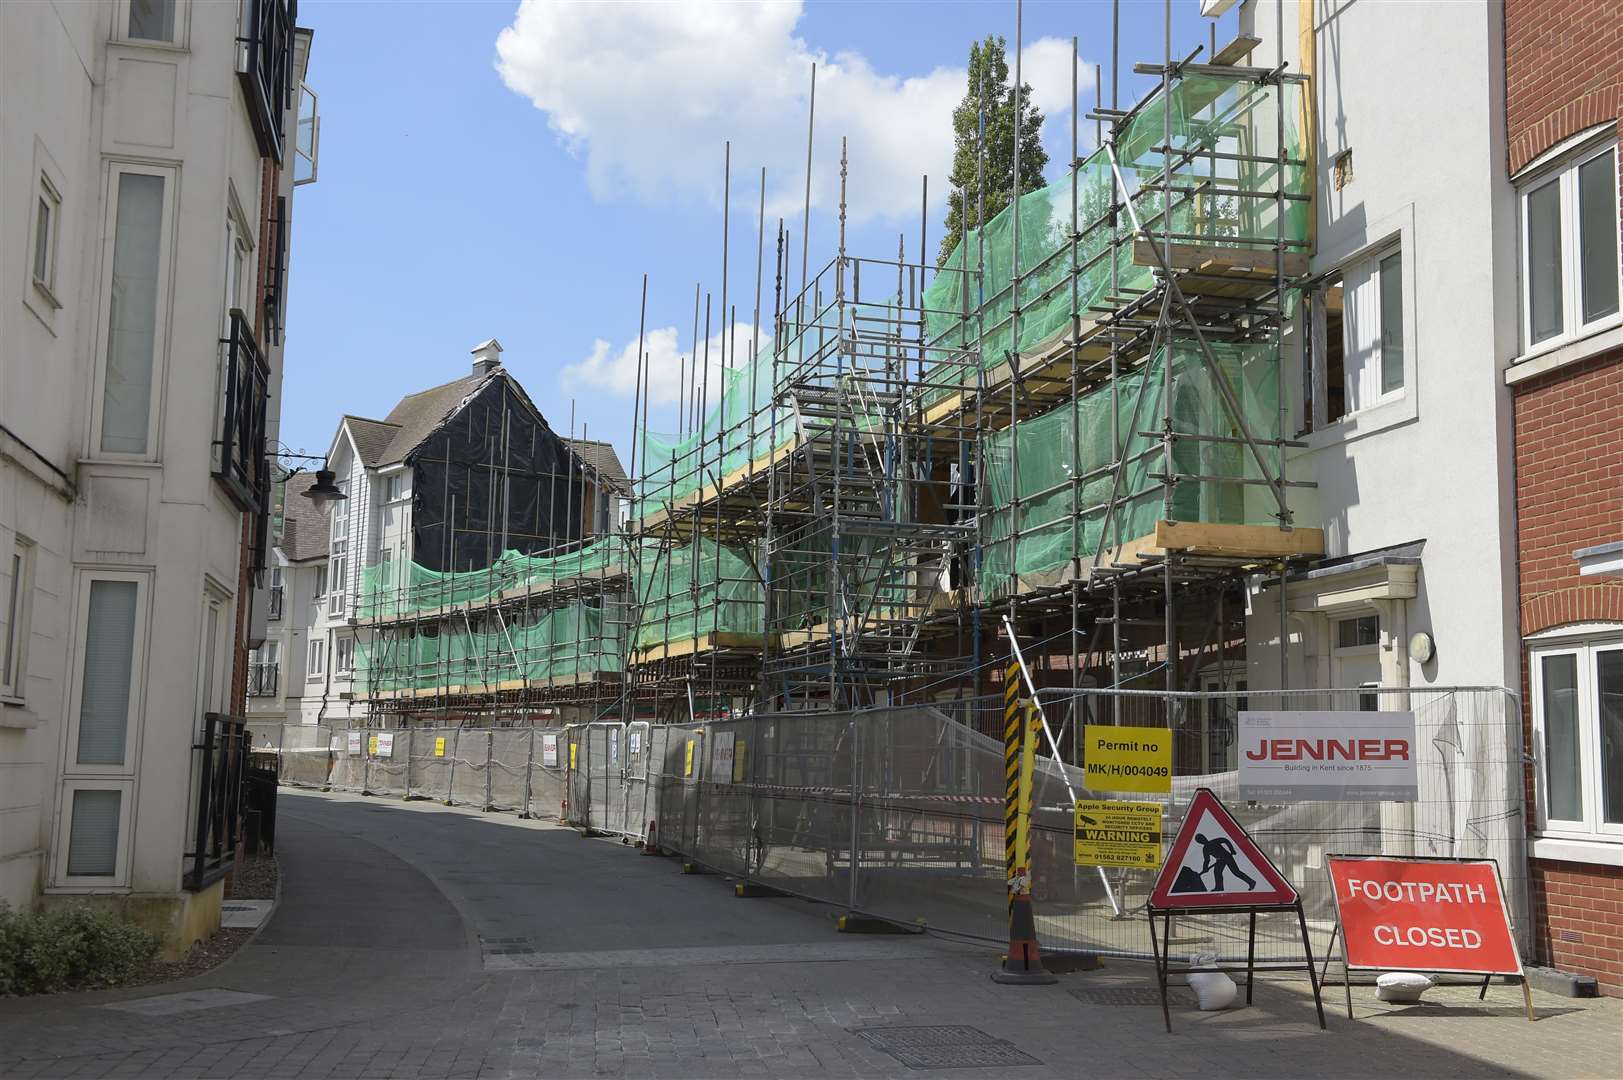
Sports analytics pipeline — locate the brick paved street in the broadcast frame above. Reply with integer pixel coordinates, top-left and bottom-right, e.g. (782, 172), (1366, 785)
(0, 789), (1617, 1079)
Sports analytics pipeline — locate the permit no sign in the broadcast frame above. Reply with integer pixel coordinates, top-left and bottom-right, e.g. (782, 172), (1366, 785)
(1074, 800), (1163, 869)
(1082, 724), (1172, 793)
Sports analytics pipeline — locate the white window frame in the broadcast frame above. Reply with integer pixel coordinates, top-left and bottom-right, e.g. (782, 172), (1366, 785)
(88, 161), (177, 462)
(222, 197), (254, 331)
(328, 479), (349, 616)
(1300, 243), (1405, 433)
(62, 571), (150, 779)
(30, 173), (62, 305)
(383, 472), (407, 503)
(1517, 135), (1622, 358)
(3, 537), (34, 702)
(335, 635), (355, 675)
(307, 636), (325, 680)
(1529, 628), (1623, 846)
(53, 779), (135, 889)
(116, 0), (187, 48)
(1331, 613), (1382, 712)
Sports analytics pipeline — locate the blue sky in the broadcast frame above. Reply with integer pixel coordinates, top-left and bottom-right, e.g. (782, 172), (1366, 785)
(280, 0), (1242, 466)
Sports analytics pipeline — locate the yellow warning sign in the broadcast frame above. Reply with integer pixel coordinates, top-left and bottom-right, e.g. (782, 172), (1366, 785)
(434, 736), (446, 758)
(732, 739), (747, 782)
(1083, 724), (1172, 793)
(1074, 800), (1164, 869)
(568, 742), (577, 769)
(367, 734), (379, 756)
(684, 739), (696, 777)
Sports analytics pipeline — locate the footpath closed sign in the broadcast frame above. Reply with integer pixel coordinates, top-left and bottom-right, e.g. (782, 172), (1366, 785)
(1327, 856), (1522, 975)
(1074, 800), (1163, 869)
(1239, 711), (1418, 801)
(1083, 724), (1172, 793)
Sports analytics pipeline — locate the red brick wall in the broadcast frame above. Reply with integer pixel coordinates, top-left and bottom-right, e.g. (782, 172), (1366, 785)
(1530, 860), (1623, 995)
(1504, 0), (1623, 175)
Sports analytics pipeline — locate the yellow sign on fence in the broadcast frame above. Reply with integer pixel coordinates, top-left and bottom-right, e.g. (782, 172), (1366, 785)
(569, 742), (577, 769)
(367, 734), (379, 756)
(1082, 724), (1172, 793)
(684, 739), (696, 777)
(732, 739), (747, 782)
(434, 736), (446, 758)
(1074, 800), (1164, 869)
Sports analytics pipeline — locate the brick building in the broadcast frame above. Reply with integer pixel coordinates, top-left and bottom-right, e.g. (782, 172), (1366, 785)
(1504, 0), (1623, 995)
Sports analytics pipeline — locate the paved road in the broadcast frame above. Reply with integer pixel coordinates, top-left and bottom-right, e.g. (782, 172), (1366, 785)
(0, 789), (1618, 1079)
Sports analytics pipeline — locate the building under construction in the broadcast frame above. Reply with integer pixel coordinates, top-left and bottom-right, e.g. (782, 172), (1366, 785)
(349, 35), (1319, 773)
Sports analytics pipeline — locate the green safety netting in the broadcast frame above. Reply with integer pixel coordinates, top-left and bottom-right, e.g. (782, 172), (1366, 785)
(633, 537), (763, 648)
(924, 73), (1308, 388)
(979, 339), (1282, 598)
(356, 534), (645, 620)
(770, 523), (916, 631)
(356, 601), (624, 694)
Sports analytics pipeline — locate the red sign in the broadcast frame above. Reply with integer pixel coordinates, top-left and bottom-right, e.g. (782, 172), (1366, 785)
(1327, 857), (1522, 976)
(1150, 788), (1297, 909)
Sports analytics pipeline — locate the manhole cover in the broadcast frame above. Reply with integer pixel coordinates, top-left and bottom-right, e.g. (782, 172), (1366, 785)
(853, 1026), (1041, 1070)
(1070, 987), (1190, 1007)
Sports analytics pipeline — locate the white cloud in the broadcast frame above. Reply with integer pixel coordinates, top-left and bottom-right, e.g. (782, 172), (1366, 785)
(495, 1), (1094, 228)
(561, 319), (761, 412)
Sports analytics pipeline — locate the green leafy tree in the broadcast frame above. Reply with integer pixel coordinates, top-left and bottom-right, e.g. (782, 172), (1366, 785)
(938, 35), (1049, 267)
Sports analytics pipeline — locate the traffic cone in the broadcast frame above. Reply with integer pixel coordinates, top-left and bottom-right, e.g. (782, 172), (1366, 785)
(992, 869), (1057, 985)
(642, 819), (664, 856)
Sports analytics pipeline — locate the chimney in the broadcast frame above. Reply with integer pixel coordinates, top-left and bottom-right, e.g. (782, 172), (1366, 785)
(471, 338), (503, 376)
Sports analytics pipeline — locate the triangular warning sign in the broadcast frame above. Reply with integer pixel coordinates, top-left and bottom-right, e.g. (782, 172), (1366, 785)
(1150, 789), (1297, 909)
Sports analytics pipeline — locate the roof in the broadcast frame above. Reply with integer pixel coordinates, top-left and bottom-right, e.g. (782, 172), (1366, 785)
(278, 472), (330, 562)
(566, 438), (629, 492)
(343, 416), (402, 467)
(376, 372), (495, 465)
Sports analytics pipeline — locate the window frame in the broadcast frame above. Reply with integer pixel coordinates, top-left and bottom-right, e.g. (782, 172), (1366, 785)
(1517, 136), (1622, 359)
(62, 571), (150, 780)
(1299, 242), (1407, 434)
(30, 173), (62, 305)
(1529, 630), (1623, 845)
(117, 0), (187, 48)
(89, 161), (178, 462)
(328, 481), (349, 617)
(334, 634), (355, 675)
(3, 538), (34, 702)
(306, 635), (325, 680)
(53, 779), (135, 889)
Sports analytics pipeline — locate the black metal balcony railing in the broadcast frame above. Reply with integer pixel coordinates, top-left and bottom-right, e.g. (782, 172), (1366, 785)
(248, 662), (279, 697)
(265, 196), (287, 346)
(237, 0), (297, 163)
(185, 713), (248, 892)
(213, 309), (271, 514)
(268, 584), (284, 620)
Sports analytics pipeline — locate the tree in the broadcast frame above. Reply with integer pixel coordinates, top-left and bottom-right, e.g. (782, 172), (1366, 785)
(938, 35), (1049, 268)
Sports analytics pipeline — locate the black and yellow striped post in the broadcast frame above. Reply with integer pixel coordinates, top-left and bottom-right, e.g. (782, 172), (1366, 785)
(993, 660), (1057, 985)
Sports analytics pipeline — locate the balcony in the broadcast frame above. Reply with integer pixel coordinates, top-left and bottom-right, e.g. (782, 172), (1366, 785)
(213, 309), (271, 514)
(237, 0), (297, 163)
(249, 662), (279, 697)
(185, 713), (248, 891)
(268, 584), (284, 620)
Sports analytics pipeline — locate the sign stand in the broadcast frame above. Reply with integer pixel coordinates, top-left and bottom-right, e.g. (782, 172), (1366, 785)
(1324, 855), (1536, 1022)
(1145, 788), (1326, 1033)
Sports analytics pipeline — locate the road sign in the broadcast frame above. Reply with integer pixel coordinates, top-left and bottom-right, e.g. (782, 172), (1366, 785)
(1150, 789), (1296, 909)
(1083, 724), (1172, 793)
(1074, 800), (1163, 869)
(1327, 856), (1522, 976)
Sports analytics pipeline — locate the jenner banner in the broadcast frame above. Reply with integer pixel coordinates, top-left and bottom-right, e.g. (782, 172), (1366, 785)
(1238, 710), (1418, 801)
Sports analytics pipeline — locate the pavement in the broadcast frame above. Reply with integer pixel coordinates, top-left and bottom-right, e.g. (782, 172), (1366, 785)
(0, 788), (1618, 1080)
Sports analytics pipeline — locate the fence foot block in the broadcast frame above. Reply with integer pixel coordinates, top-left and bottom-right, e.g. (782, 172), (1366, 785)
(837, 914), (923, 935)
(681, 862), (712, 875)
(735, 883), (788, 898)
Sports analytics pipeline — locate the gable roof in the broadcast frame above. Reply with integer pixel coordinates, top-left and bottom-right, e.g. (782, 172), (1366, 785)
(278, 472), (330, 563)
(565, 438), (629, 492)
(376, 371), (495, 465)
(343, 415), (402, 467)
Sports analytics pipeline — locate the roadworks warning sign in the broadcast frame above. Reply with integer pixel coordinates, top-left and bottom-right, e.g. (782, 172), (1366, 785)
(1074, 800), (1164, 869)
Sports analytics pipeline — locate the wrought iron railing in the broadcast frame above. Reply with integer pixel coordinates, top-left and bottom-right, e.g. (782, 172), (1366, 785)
(185, 713), (248, 891)
(237, 0), (297, 162)
(249, 662), (280, 697)
(213, 309), (270, 514)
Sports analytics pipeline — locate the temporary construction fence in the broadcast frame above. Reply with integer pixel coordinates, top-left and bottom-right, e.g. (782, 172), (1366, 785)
(253, 685), (1526, 969)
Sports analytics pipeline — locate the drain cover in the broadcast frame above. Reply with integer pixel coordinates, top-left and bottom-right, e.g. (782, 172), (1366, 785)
(1070, 987), (1190, 1006)
(853, 1026), (1040, 1070)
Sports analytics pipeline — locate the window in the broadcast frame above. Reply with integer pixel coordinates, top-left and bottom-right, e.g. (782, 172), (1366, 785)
(328, 482), (349, 616)
(75, 580), (140, 767)
(223, 209), (252, 331)
(295, 84), (321, 186)
(3, 540), (32, 699)
(313, 564), (327, 597)
(1531, 634), (1623, 843)
(1519, 137), (1621, 354)
(307, 636), (324, 679)
(127, 0), (176, 42)
(384, 473), (406, 503)
(31, 175), (61, 299)
(1301, 246), (1404, 431)
(335, 635), (355, 675)
(97, 167), (171, 457)
(1331, 613), (1382, 711)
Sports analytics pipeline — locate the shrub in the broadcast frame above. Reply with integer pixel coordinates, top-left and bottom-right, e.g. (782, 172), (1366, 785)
(0, 904), (158, 996)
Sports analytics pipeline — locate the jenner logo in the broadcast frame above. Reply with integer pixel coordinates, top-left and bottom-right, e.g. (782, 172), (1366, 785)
(1244, 737), (1410, 762)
